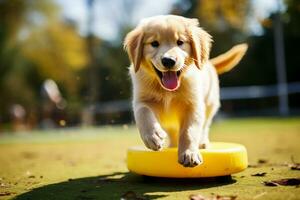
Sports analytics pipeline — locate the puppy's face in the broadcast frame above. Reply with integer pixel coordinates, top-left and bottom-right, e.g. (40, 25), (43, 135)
(142, 19), (191, 91)
(124, 15), (212, 91)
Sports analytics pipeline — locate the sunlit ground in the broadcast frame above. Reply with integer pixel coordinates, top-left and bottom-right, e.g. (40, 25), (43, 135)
(0, 118), (299, 200)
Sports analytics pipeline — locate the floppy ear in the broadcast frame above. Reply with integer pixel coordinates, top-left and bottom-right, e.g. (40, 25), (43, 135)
(124, 28), (144, 72)
(188, 19), (212, 69)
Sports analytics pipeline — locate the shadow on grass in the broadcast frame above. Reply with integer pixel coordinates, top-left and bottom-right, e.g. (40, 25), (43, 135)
(14, 172), (236, 200)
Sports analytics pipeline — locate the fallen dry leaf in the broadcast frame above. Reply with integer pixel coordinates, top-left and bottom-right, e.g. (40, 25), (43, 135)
(263, 181), (280, 186)
(121, 191), (136, 199)
(189, 194), (208, 200)
(258, 159), (268, 164)
(289, 156), (300, 170)
(0, 191), (15, 196)
(121, 191), (146, 200)
(289, 163), (300, 170)
(189, 194), (237, 200)
(251, 172), (267, 177)
(215, 195), (237, 200)
(248, 164), (258, 168)
(264, 178), (300, 186)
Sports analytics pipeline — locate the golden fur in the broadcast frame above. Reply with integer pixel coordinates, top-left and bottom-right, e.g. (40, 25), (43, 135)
(124, 15), (247, 167)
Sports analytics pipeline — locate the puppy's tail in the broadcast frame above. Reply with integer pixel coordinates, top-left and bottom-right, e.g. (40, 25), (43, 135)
(210, 43), (248, 75)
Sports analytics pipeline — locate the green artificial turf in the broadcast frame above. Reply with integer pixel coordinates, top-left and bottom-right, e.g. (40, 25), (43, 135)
(0, 118), (299, 200)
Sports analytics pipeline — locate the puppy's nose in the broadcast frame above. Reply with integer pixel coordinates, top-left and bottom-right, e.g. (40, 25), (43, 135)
(161, 57), (176, 68)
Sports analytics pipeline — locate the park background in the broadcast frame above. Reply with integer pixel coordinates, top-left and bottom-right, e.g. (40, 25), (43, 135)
(0, 0), (299, 132)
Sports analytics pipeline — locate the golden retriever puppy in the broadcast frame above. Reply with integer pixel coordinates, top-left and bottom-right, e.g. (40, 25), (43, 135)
(124, 15), (247, 167)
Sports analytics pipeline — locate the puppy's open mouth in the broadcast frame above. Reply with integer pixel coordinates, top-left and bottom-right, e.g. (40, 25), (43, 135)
(152, 64), (181, 91)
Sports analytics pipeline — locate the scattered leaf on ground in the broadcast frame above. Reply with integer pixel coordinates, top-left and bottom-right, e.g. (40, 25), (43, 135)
(189, 194), (237, 200)
(251, 172), (267, 177)
(289, 163), (300, 170)
(215, 195), (237, 200)
(263, 181), (279, 186)
(248, 164), (258, 168)
(258, 159), (268, 164)
(189, 194), (207, 200)
(94, 177), (118, 184)
(121, 191), (146, 200)
(121, 191), (136, 199)
(289, 156), (300, 170)
(0, 191), (15, 196)
(264, 178), (300, 186)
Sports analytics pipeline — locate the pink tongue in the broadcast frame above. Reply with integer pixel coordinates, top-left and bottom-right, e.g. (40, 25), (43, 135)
(161, 71), (178, 90)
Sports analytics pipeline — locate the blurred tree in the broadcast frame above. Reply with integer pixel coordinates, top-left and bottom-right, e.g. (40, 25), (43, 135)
(281, 0), (300, 109)
(196, 0), (249, 32)
(222, 0), (299, 86)
(96, 41), (131, 101)
(172, 0), (250, 55)
(0, 0), (88, 128)
(283, 0), (300, 83)
(21, 21), (88, 97)
(218, 0), (299, 112)
(0, 0), (58, 127)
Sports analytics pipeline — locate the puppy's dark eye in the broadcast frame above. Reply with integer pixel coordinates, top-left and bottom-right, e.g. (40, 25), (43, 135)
(151, 41), (159, 48)
(177, 40), (184, 46)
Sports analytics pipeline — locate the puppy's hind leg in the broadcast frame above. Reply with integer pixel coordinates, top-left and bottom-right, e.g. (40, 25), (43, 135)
(200, 103), (220, 149)
(166, 127), (178, 147)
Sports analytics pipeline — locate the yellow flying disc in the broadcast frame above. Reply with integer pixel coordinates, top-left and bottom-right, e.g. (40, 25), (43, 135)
(127, 142), (248, 178)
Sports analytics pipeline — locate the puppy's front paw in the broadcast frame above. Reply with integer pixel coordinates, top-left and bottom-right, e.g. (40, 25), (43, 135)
(141, 124), (167, 151)
(178, 149), (202, 167)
